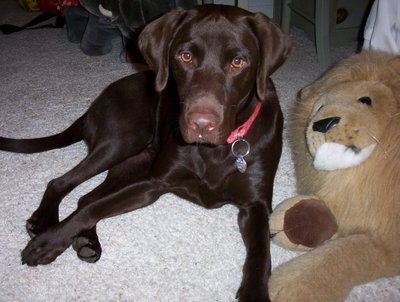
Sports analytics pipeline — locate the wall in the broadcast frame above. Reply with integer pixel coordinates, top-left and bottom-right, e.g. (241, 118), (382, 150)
(212, 0), (274, 18)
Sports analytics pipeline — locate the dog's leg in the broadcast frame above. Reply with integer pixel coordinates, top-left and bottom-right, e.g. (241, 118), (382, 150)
(26, 143), (146, 238)
(21, 179), (166, 266)
(72, 150), (155, 263)
(236, 203), (271, 302)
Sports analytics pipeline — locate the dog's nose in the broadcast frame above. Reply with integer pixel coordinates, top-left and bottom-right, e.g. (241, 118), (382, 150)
(312, 117), (340, 133)
(188, 112), (219, 133)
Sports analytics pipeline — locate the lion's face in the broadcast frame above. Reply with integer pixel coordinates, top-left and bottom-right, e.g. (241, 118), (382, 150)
(305, 80), (398, 171)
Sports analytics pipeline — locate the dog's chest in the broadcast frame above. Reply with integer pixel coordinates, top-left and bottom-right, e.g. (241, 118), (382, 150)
(169, 146), (241, 207)
(193, 146), (236, 177)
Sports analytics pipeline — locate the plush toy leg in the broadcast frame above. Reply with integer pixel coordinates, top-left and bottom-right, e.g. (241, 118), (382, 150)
(64, 6), (89, 43)
(269, 234), (400, 302)
(270, 196), (338, 250)
(80, 13), (120, 56)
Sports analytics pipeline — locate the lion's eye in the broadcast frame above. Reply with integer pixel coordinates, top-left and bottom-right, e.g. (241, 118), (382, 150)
(231, 57), (246, 69)
(358, 96), (372, 106)
(179, 51), (192, 64)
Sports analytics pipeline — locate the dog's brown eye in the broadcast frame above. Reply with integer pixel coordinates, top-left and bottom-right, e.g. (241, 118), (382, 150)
(231, 57), (246, 69)
(179, 51), (192, 64)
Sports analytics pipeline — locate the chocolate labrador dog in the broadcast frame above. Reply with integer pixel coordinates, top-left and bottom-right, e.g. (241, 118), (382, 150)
(0, 5), (290, 301)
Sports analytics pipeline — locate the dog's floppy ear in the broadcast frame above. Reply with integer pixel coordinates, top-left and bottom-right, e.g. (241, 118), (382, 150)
(247, 13), (291, 101)
(139, 8), (188, 92)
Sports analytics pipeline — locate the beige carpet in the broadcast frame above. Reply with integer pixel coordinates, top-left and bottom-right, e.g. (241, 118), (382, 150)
(0, 1), (399, 301)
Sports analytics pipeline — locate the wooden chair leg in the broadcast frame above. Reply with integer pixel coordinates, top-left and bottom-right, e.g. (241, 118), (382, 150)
(236, 0), (249, 10)
(281, 0), (292, 33)
(315, 0), (333, 67)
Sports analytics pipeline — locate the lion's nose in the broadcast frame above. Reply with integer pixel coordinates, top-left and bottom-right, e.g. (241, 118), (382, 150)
(312, 117), (340, 133)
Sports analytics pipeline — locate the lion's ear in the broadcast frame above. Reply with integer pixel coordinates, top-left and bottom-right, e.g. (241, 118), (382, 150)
(299, 68), (337, 101)
(299, 84), (314, 99)
(300, 63), (348, 101)
(299, 77), (328, 101)
(388, 55), (400, 75)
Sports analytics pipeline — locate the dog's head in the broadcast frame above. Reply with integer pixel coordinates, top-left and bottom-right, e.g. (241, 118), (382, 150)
(139, 5), (291, 145)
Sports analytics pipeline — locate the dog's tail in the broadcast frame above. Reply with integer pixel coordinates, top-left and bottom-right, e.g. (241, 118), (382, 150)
(0, 115), (85, 154)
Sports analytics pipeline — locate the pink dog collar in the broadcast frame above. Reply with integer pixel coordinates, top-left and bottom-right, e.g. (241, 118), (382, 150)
(226, 100), (262, 144)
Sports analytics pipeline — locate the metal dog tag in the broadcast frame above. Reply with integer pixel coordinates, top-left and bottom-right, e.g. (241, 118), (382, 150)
(235, 156), (247, 173)
(231, 137), (250, 173)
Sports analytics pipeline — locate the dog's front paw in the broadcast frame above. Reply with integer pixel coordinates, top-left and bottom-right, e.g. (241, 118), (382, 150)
(21, 227), (72, 266)
(236, 283), (270, 302)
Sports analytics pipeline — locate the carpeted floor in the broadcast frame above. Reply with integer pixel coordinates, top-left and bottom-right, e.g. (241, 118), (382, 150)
(0, 1), (399, 301)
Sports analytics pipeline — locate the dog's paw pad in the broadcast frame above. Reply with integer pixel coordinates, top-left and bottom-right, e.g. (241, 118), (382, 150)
(72, 236), (90, 250)
(78, 246), (100, 263)
(73, 236), (101, 263)
(25, 220), (39, 239)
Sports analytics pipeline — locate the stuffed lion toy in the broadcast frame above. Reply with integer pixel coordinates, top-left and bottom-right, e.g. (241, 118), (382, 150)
(269, 51), (400, 301)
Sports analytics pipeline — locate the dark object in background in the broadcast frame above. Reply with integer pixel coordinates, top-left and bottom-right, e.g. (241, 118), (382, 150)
(68, 0), (199, 59)
(0, 0), (78, 35)
(1, 0), (198, 62)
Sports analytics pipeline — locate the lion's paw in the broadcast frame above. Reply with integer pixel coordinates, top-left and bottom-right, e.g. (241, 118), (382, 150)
(270, 196), (338, 250)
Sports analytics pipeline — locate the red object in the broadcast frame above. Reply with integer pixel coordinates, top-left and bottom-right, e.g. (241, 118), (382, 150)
(37, 0), (79, 15)
(226, 100), (263, 144)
